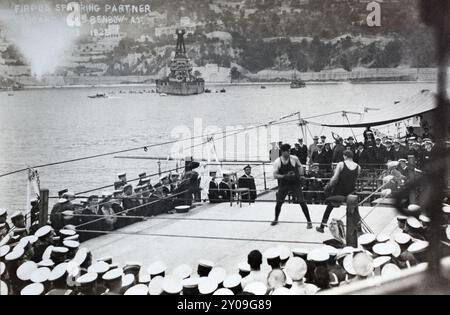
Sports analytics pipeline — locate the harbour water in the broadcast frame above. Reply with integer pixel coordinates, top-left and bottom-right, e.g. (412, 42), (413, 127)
(0, 82), (436, 212)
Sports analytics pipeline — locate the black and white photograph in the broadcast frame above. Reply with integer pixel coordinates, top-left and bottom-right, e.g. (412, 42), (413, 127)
(0, 0), (449, 298)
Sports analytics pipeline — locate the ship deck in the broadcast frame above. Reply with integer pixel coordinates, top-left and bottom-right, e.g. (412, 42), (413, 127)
(83, 191), (400, 274)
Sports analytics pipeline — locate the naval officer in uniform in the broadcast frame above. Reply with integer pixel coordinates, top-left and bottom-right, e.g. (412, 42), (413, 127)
(208, 171), (220, 203)
(238, 165), (257, 202)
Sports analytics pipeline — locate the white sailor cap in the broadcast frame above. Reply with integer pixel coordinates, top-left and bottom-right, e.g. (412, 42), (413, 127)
(42, 246), (54, 260)
(443, 205), (450, 214)
(381, 263), (401, 277)
(208, 267), (227, 285)
(394, 233), (412, 245)
(117, 172), (127, 178)
(37, 259), (55, 268)
(198, 277), (218, 295)
(292, 248), (310, 258)
(172, 264), (193, 280)
(372, 243), (396, 256)
(88, 261), (110, 275)
(52, 247), (69, 255)
(0, 234), (11, 247)
(124, 284), (149, 296)
(182, 277), (200, 289)
(407, 217), (422, 229)
(408, 204), (421, 212)
(59, 229), (76, 237)
(237, 262), (251, 273)
(277, 245), (292, 261)
(0, 262), (5, 277)
(358, 233), (376, 246)
(5, 247), (25, 262)
(77, 272), (98, 285)
(0, 245), (10, 258)
(102, 268), (123, 281)
(0, 208), (7, 216)
(322, 245), (338, 257)
(376, 234), (391, 243)
(139, 273), (152, 285)
(30, 267), (51, 283)
(419, 215), (431, 224)
(21, 283), (45, 296)
(61, 211), (75, 220)
(148, 276), (164, 295)
(18, 235), (38, 248)
(63, 240), (80, 249)
(223, 274), (242, 290)
(352, 253), (374, 277)
(162, 275), (183, 295)
(272, 287), (292, 295)
(17, 261), (38, 281)
(48, 263), (68, 282)
(34, 225), (53, 239)
(391, 242), (402, 258)
(243, 282), (267, 295)
(159, 175), (169, 181)
(10, 211), (24, 220)
(72, 248), (89, 266)
(307, 248), (329, 263)
(373, 256), (392, 269)
(446, 226), (450, 241)
(64, 234), (80, 242)
(175, 205), (191, 213)
(264, 247), (280, 260)
(147, 261), (167, 277)
(213, 288), (234, 295)
(408, 240), (429, 254)
(0, 280), (7, 296)
(343, 255), (356, 276)
(122, 274), (135, 290)
(285, 257), (307, 281)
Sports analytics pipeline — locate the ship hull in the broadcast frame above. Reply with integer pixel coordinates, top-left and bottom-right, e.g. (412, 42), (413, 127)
(156, 80), (205, 96)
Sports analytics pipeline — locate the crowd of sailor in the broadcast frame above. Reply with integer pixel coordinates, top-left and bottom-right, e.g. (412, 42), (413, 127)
(271, 126), (438, 172)
(0, 203), (449, 295)
(267, 126), (441, 204)
(47, 161), (203, 242)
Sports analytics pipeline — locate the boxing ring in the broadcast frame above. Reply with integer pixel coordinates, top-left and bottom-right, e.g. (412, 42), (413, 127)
(83, 191), (399, 272)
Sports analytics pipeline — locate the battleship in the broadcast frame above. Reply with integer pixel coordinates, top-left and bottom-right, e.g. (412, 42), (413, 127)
(156, 29), (205, 96)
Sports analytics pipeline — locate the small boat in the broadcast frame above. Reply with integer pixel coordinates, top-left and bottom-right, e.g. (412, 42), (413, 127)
(261, 86), (267, 89)
(220, 89), (226, 93)
(205, 89), (212, 93)
(290, 69), (306, 89)
(88, 93), (108, 99)
(160, 93), (168, 97)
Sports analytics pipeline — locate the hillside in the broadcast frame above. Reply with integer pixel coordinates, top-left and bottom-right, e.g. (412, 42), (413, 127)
(0, 0), (437, 79)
